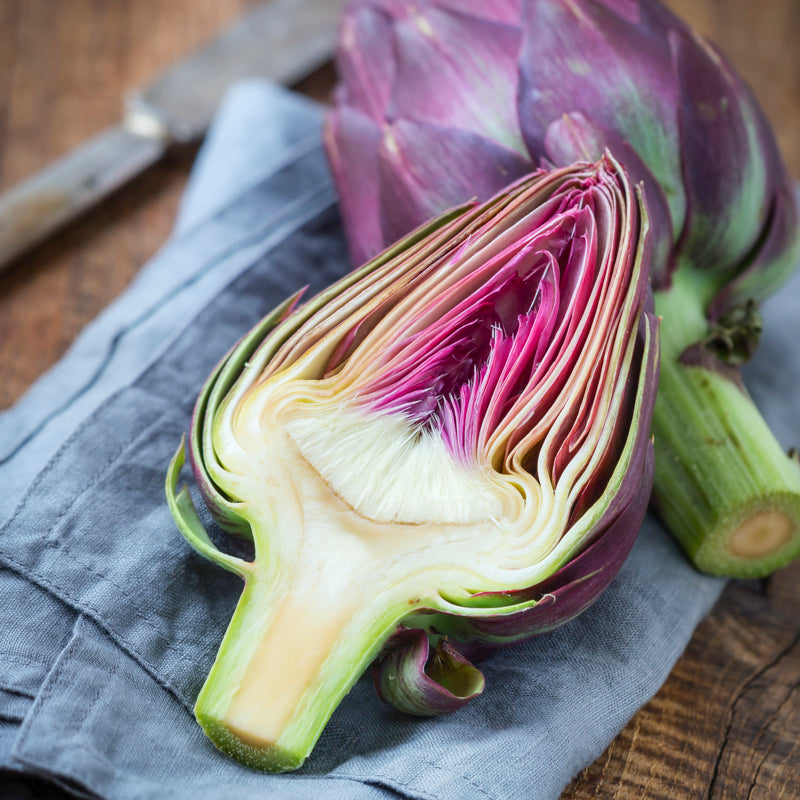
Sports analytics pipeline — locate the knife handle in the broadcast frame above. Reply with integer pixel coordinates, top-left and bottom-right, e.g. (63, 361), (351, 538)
(0, 124), (168, 272)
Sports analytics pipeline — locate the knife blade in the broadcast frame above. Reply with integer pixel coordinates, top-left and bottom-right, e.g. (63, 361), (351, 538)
(0, 0), (344, 273)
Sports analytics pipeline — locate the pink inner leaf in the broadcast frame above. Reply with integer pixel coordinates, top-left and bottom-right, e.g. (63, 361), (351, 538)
(350, 170), (635, 478)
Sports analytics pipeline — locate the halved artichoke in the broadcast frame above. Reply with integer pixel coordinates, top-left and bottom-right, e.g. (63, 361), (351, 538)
(166, 158), (658, 771)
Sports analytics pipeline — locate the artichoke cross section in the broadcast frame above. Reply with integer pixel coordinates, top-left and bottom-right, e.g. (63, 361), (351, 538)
(166, 160), (659, 771)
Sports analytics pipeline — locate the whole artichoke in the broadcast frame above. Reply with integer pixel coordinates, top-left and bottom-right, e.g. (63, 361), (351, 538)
(326, 0), (800, 577)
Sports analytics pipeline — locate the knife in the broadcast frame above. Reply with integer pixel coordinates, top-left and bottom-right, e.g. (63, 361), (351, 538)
(0, 0), (344, 273)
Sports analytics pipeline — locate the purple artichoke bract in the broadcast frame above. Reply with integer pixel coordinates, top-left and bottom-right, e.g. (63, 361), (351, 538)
(327, 0), (798, 298)
(167, 158), (658, 771)
(326, 0), (800, 578)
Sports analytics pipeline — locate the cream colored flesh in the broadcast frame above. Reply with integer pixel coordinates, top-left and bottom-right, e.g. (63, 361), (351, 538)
(727, 510), (794, 559)
(213, 394), (554, 750)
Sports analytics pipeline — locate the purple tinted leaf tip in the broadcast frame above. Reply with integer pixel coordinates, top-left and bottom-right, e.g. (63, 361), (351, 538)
(373, 629), (485, 715)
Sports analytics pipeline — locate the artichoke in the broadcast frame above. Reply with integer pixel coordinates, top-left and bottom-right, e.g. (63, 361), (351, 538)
(326, 0), (800, 577)
(167, 159), (658, 771)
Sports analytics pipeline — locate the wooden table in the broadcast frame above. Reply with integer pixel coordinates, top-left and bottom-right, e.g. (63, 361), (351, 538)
(1, 1), (799, 798)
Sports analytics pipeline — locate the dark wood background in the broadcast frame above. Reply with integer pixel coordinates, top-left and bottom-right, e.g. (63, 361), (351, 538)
(1, 1), (799, 798)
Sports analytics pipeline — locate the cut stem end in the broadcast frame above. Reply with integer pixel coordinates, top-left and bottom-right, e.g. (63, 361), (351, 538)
(653, 271), (800, 578)
(726, 510), (794, 560)
(690, 497), (800, 578)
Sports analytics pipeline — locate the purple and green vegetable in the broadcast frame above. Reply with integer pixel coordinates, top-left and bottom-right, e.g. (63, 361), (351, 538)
(167, 159), (658, 770)
(326, 0), (800, 578)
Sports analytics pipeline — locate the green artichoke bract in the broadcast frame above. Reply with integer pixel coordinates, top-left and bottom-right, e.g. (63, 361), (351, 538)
(326, 0), (800, 578)
(166, 159), (658, 771)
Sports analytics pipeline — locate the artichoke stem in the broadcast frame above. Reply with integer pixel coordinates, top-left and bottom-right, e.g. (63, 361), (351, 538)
(193, 566), (400, 772)
(652, 268), (800, 577)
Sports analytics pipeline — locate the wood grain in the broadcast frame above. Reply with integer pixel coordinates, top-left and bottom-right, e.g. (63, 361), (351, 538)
(0, 1), (798, 799)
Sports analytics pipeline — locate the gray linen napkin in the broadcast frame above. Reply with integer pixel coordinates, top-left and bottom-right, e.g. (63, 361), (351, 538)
(6, 79), (785, 800)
